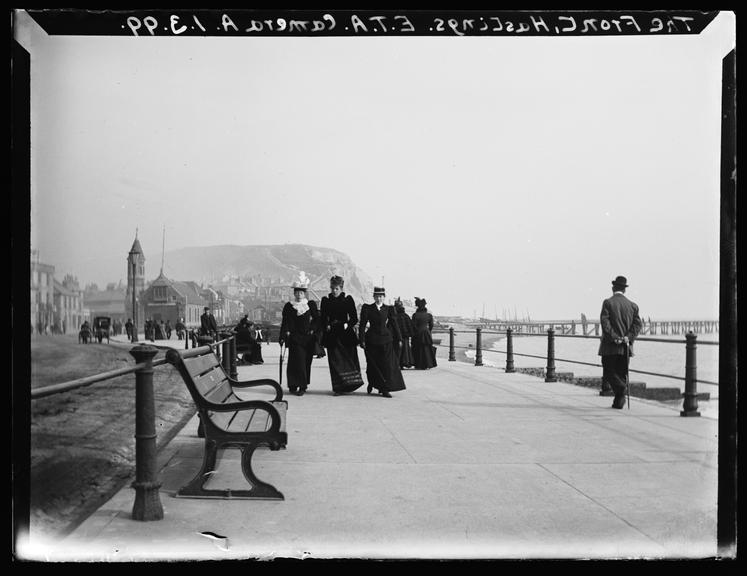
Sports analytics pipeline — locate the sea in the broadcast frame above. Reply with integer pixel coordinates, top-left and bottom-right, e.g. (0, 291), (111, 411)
(460, 331), (721, 420)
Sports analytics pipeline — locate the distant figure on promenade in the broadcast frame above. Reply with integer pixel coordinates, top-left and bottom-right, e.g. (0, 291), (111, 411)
(125, 318), (133, 340)
(411, 297), (437, 370)
(359, 286), (405, 398)
(234, 315), (258, 365)
(250, 322), (265, 364)
(165, 320), (172, 339)
(320, 275), (365, 396)
(155, 320), (165, 340)
(394, 297), (414, 369)
(598, 275), (642, 409)
(279, 276), (320, 396)
(145, 319), (155, 342)
(200, 306), (218, 342)
(175, 318), (186, 340)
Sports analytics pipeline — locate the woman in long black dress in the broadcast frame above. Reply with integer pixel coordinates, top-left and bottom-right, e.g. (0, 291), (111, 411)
(394, 298), (414, 369)
(320, 275), (365, 395)
(411, 297), (438, 369)
(279, 280), (320, 396)
(359, 286), (405, 398)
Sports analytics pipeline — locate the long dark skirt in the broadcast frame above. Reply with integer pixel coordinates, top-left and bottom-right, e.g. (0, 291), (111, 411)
(365, 342), (406, 393)
(326, 344), (365, 393)
(398, 338), (414, 368)
(247, 342), (264, 364)
(412, 333), (438, 369)
(286, 343), (313, 392)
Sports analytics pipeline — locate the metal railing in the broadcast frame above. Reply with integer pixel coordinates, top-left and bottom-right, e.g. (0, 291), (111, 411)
(436, 326), (716, 417)
(31, 329), (239, 522)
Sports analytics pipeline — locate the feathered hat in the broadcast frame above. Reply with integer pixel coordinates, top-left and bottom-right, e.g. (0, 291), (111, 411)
(291, 271), (310, 291)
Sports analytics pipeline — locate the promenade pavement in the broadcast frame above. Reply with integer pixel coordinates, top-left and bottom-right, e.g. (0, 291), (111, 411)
(22, 336), (719, 561)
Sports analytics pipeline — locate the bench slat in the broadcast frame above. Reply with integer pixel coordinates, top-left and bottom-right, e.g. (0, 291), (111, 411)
(184, 354), (221, 378)
(204, 381), (233, 406)
(194, 367), (229, 399)
(206, 404), (287, 434)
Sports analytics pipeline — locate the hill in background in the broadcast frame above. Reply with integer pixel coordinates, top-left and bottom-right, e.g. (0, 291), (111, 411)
(161, 244), (374, 303)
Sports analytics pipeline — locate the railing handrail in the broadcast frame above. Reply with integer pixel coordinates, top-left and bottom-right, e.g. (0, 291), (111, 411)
(31, 357), (169, 399)
(31, 334), (236, 400)
(432, 329), (718, 345)
(437, 328), (718, 387)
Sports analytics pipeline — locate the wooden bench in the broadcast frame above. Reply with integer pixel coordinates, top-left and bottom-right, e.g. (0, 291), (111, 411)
(165, 345), (288, 500)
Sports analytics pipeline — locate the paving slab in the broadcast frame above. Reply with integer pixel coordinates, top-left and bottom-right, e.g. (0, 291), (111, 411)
(19, 342), (719, 560)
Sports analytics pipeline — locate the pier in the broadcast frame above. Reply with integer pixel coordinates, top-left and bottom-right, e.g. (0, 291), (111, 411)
(465, 319), (719, 337)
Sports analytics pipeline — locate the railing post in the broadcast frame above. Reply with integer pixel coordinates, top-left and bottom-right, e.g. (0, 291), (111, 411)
(448, 327), (456, 361)
(229, 335), (238, 380)
(185, 327), (189, 349)
(505, 328), (515, 373)
(545, 328), (557, 382)
(221, 334), (231, 373)
(129, 344), (163, 521)
(681, 332), (701, 417)
(474, 327), (483, 366)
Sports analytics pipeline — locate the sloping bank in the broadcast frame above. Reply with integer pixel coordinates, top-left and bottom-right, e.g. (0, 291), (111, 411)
(30, 336), (196, 541)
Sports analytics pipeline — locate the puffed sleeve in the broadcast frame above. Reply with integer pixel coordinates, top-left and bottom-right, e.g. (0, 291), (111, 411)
(388, 306), (402, 342)
(319, 297), (329, 329)
(346, 295), (358, 327)
(358, 304), (368, 344)
(279, 302), (291, 342)
(308, 300), (320, 319)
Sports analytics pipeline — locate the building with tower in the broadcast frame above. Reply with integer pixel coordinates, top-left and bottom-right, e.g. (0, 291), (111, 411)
(125, 233), (146, 331)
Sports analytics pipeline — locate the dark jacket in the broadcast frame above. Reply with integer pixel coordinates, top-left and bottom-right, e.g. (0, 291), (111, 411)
(395, 309), (414, 338)
(280, 300), (320, 347)
(597, 293), (642, 356)
(359, 303), (402, 347)
(200, 312), (218, 335)
(320, 293), (359, 347)
(411, 309), (434, 343)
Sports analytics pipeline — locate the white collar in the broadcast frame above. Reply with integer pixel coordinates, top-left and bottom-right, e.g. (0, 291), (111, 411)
(291, 298), (309, 315)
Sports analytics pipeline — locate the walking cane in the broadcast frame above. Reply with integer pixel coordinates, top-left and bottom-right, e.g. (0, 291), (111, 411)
(279, 342), (285, 388)
(625, 339), (631, 410)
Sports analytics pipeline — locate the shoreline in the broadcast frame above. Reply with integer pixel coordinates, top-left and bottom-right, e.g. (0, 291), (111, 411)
(432, 326), (504, 364)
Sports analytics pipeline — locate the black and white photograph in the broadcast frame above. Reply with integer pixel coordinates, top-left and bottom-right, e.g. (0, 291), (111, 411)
(13, 9), (737, 561)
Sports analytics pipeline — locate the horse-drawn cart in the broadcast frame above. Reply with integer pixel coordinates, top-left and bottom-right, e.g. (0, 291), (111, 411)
(93, 316), (111, 344)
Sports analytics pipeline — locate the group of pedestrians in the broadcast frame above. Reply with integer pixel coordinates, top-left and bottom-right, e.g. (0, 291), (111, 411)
(393, 297), (438, 370)
(277, 275), (438, 398)
(143, 318), (173, 341)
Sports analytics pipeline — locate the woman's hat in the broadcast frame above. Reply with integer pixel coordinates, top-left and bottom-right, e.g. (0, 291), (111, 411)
(330, 275), (344, 287)
(612, 276), (629, 288)
(373, 286), (386, 295)
(291, 271), (310, 291)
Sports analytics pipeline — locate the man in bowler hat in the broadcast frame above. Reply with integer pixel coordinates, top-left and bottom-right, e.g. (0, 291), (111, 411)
(200, 306), (218, 340)
(598, 276), (642, 409)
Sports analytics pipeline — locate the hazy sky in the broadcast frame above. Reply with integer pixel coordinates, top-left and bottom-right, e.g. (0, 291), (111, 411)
(18, 11), (735, 320)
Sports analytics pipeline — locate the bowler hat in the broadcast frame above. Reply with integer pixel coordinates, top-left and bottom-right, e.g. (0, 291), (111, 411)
(373, 286), (386, 296)
(612, 276), (629, 288)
